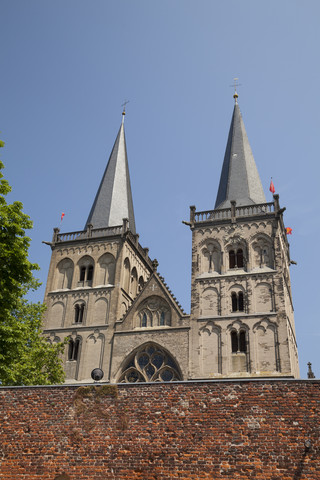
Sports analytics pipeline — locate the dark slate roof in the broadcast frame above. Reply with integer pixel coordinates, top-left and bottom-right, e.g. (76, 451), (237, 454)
(214, 102), (266, 209)
(85, 118), (136, 233)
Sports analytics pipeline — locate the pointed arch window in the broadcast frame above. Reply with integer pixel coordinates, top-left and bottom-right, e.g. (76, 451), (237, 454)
(160, 311), (165, 326)
(118, 343), (182, 383)
(68, 338), (80, 361)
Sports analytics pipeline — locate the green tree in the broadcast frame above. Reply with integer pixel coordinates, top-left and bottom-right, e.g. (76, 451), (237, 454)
(0, 141), (65, 385)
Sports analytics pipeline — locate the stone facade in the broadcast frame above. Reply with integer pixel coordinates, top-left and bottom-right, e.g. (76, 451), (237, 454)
(43, 101), (299, 382)
(188, 197), (299, 379)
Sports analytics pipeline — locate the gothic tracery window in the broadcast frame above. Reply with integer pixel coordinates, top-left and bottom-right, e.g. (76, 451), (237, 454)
(118, 344), (182, 383)
(137, 296), (171, 328)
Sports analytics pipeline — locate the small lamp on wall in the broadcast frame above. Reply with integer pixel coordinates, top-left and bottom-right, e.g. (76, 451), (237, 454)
(91, 368), (104, 382)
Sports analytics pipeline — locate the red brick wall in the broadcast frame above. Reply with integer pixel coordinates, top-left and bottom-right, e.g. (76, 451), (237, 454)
(0, 380), (319, 479)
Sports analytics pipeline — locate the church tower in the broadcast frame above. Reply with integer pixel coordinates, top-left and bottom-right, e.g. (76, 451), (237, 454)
(43, 94), (299, 383)
(188, 91), (299, 379)
(43, 111), (154, 382)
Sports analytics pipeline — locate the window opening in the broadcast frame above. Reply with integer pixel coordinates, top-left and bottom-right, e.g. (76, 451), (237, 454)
(160, 311), (165, 326)
(229, 250), (236, 268)
(231, 292), (244, 312)
(80, 267), (86, 282)
(141, 313), (147, 327)
(239, 330), (246, 352)
(231, 293), (238, 312)
(238, 292), (244, 311)
(119, 343), (182, 383)
(74, 304), (85, 323)
(68, 338), (80, 361)
(231, 331), (238, 353)
(237, 249), (244, 268)
(87, 265), (94, 281)
(231, 330), (247, 353)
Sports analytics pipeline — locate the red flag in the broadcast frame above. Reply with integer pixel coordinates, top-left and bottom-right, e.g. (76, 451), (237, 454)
(286, 227), (292, 235)
(269, 179), (275, 194)
(60, 212), (65, 222)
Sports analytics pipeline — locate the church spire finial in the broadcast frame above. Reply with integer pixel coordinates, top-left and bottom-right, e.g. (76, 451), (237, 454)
(121, 99), (129, 123)
(232, 77), (240, 103)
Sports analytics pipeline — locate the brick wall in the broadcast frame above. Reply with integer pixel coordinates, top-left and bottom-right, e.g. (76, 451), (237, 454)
(0, 380), (319, 479)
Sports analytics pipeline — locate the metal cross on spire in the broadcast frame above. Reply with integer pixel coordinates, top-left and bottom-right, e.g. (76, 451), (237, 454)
(230, 77), (241, 103)
(121, 100), (129, 123)
(122, 99), (129, 113)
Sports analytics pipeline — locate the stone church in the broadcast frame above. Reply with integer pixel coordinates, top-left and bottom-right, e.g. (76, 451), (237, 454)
(43, 92), (299, 383)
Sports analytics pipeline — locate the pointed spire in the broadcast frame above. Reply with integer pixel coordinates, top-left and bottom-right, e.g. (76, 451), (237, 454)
(214, 97), (266, 209)
(85, 114), (136, 234)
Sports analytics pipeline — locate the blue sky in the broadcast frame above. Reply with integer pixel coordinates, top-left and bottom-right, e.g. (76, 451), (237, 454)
(1, 0), (320, 378)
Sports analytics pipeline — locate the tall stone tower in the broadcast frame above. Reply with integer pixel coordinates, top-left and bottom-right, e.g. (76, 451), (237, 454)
(43, 95), (299, 383)
(43, 111), (154, 382)
(188, 92), (299, 379)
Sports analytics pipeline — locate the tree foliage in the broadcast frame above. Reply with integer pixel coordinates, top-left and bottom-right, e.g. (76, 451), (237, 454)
(0, 142), (65, 385)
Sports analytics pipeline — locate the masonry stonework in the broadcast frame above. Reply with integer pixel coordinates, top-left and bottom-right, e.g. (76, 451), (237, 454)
(1, 380), (319, 479)
(43, 100), (299, 383)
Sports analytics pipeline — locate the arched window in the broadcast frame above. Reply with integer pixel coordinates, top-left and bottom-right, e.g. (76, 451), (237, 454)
(137, 296), (171, 328)
(68, 338), (80, 361)
(118, 343), (182, 383)
(231, 330), (247, 353)
(231, 291), (244, 312)
(74, 303), (85, 323)
(78, 256), (94, 286)
(229, 249), (244, 269)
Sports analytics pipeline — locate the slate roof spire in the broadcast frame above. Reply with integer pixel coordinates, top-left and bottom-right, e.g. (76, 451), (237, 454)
(85, 110), (136, 233)
(214, 94), (266, 209)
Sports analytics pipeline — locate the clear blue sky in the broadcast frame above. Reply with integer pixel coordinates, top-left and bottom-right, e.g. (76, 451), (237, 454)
(1, 0), (320, 378)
